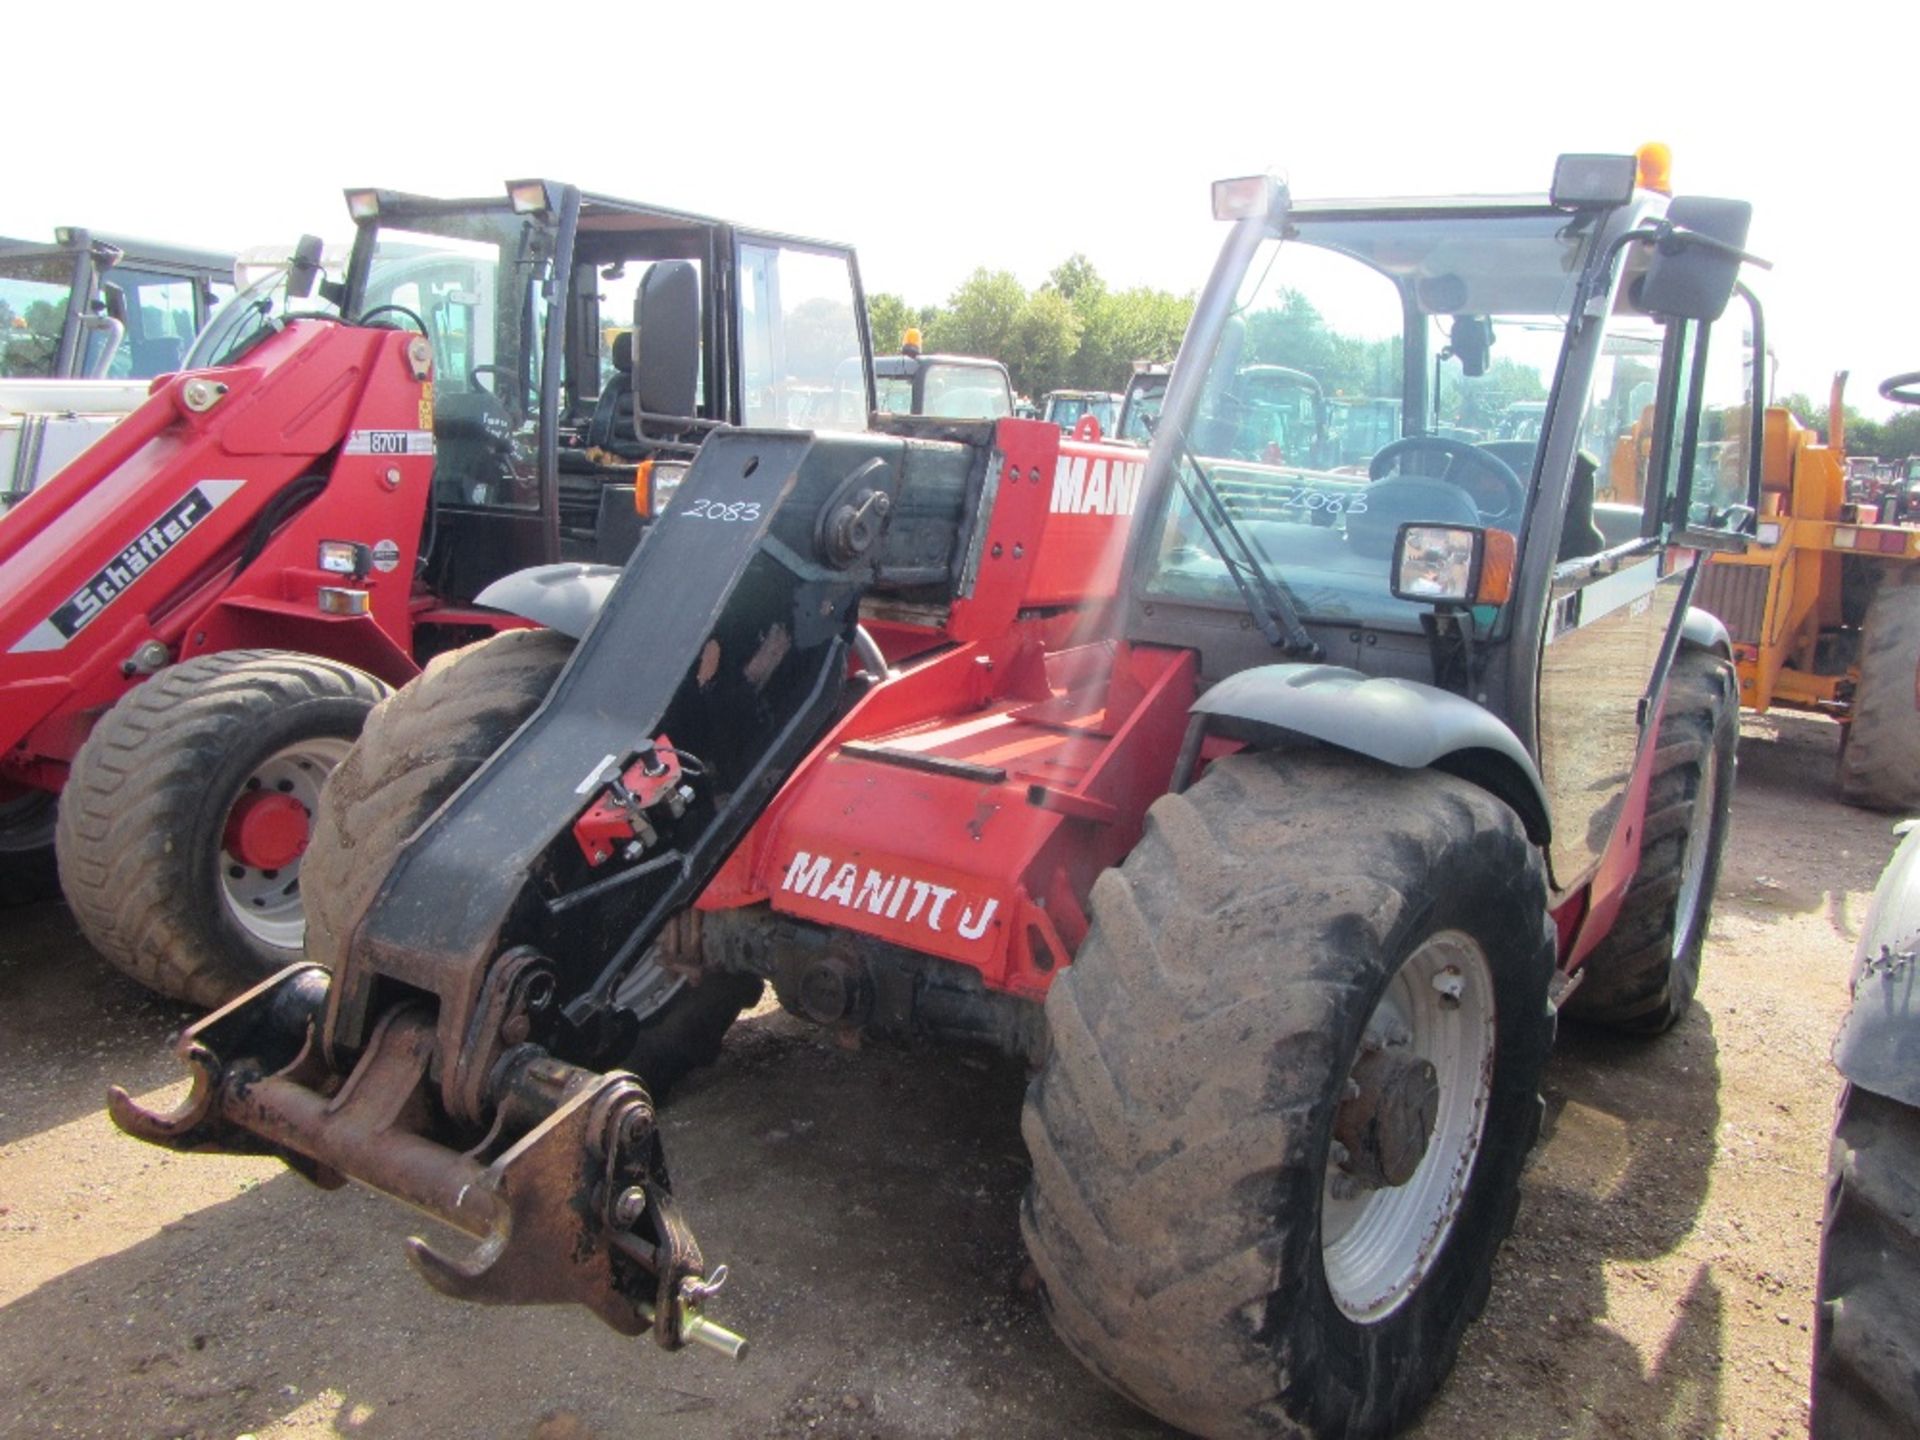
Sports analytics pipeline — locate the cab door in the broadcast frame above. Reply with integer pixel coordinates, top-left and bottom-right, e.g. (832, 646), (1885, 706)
(1536, 301), (1755, 891)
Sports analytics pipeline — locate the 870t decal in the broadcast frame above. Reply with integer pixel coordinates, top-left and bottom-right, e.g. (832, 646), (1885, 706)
(8, 480), (245, 654)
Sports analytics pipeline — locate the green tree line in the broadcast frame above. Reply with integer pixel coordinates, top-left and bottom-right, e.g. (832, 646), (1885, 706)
(1776, 392), (1920, 460)
(866, 255), (1193, 400)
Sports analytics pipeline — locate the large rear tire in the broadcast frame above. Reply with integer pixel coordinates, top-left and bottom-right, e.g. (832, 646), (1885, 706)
(303, 628), (758, 1098)
(55, 650), (390, 1007)
(1839, 583), (1920, 812)
(1813, 1084), (1920, 1438)
(1564, 647), (1737, 1034)
(1021, 750), (1555, 1440)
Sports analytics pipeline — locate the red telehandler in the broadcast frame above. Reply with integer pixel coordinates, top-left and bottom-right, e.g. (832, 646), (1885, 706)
(1, 182), (1153, 1004)
(118, 153), (1764, 1439)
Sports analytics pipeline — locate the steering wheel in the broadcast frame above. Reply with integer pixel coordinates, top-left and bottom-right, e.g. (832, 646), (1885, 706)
(1369, 436), (1525, 523)
(356, 303), (428, 334)
(1880, 371), (1920, 408)
(469, 363), (539, 414)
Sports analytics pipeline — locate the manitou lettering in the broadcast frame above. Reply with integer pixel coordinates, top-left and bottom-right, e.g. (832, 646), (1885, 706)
(780, 849), (1000, 942)
(1050, 454), (1144, 517)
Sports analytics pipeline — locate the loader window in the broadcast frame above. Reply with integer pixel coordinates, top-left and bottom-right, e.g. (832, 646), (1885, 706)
(738, 241), (866, 430)
(1141, 211), (1595, 633)
(1674, 313), (1756, 529)
(106, 272), (201, 379)
(0, 258), (72, 378)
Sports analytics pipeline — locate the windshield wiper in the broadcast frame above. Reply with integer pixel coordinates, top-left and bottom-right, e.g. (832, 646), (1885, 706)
(1169, 427), (1324, 660)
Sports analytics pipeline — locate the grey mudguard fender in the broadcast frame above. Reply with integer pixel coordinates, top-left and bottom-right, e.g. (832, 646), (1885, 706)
(1834, 823), (1920, 1107)
(1679, 605), (1732, 658)
(474, 562), (621, 639)
(1191, 663), (1552, 845)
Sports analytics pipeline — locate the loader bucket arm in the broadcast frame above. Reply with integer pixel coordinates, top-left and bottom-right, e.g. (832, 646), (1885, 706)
(111, 426), (930, 1353)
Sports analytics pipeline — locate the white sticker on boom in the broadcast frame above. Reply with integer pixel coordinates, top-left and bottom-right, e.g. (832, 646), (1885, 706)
(575, 754), (619, 794)
(344, 429), (436, 456)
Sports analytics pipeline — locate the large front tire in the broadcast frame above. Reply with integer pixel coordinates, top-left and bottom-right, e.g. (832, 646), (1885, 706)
(1813, 1084), (1920, 1437)
(1839, 583), (1920, 812)
(1021, 750), (1555, 1440)
(1564, 647), (1737, 1034)
(303, 628), (758, 1097)
(55, 651), (390, 1007)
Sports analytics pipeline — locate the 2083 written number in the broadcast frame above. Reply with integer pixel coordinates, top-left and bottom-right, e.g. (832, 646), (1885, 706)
(681, 499), (763, 522)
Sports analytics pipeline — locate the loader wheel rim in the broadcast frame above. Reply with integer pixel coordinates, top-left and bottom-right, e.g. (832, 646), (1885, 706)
(1321, 929), (1495, 1324)
(1673, 745), (1719, 957)
(217, 737), (352, 950)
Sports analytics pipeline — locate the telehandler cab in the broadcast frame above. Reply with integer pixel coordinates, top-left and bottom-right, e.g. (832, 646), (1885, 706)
(117, 151), (1764, 1440)
(0, 181), (888, 988)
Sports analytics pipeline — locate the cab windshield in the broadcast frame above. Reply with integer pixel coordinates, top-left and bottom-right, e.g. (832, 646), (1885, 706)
(1146, 210), (1596, 632)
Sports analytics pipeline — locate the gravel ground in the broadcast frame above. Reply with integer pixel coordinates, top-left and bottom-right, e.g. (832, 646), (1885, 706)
(0, 709), (1884, 1440)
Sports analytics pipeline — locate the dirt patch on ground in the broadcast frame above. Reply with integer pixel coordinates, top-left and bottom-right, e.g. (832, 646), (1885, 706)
(0, 711), (1881, 1439)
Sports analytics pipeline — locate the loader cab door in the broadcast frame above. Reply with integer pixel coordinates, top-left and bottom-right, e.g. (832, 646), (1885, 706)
(348, 199), (563, 603)
(732, 235), (870, 430)
(1534, 289), (1758, 891)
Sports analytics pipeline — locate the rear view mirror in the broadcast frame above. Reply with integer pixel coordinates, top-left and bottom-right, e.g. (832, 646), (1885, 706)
(1448, 316), (1494, 378)
(287, 235), (325, 301)
(1639, 198), (1753, 322)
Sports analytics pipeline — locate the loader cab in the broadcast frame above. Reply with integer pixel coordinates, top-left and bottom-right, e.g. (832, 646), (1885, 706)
(336, 182), (873, 599)
(1125, 161), (1764, 893)
(0, 230), (234, 381)
(871, 345), (1015, 420)
(1043, 389), (1122, 435)
(1116, 366), (1169, 443)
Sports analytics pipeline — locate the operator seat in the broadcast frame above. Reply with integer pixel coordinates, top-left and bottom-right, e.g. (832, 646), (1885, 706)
(631, 260), (701, 444)
(587, 331), (641, 457)
(1557, 451), (1607, 562)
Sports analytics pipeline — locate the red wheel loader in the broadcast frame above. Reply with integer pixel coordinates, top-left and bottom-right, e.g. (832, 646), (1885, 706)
(5, 182), (1130, 999)
(117, 151), (1766, 1439)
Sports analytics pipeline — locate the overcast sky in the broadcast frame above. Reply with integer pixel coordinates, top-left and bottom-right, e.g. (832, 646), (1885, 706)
(9, 0), (1913, 417)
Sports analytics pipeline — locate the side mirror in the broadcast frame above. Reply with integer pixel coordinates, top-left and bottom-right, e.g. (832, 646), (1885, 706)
(1639, 198), (1753, 322)
(287, 234), (325, 301)
(1390, 523), (1515, 607)
(100, 280), (128, 325)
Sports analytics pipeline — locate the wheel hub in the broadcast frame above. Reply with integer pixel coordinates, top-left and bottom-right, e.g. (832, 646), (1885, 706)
(222, 790), (312, 871)
(1334, 1045), (1440, 1190)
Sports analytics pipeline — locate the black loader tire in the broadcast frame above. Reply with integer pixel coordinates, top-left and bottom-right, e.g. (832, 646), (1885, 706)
(1813, 1084), (1920, 1438)
(0, 790), (61, 908)
(303, 628), (758, 1098)
(55, 650), (390, 1007)
(1840, 584), (1920, 812)
(1564, 647), (1738, 1034)
(1021, 749), (1556, 1440)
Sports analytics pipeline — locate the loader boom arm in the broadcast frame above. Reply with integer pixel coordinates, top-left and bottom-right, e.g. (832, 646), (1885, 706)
(110, 424), (972, 1350)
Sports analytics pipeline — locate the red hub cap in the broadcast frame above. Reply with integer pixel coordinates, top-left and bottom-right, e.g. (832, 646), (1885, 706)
(222, 790), (312, 870)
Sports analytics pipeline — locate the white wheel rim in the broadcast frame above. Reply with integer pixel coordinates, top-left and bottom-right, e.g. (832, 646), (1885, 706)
(1672, 744), (1718, 957)
(1321, 929), (1496, 1323)
(217, 737), (352, 950)
(610, 945), (688, 1022)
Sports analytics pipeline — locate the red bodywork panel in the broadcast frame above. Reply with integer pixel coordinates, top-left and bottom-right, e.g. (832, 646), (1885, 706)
(705, 417), (1194, 1000)
(0, 322), (440, 790)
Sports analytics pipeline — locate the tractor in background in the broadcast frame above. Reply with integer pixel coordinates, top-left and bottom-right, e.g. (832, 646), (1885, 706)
(118, 151), (1765, 1439)
(0, 181), (881, 992)
(871, 327), (1014, 419)
(1, 227), (235, 506)
(1692, 372), (1920, 808)
(1041, 386), (1121, 434)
